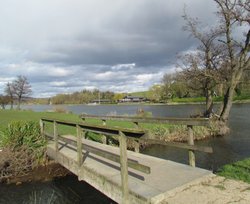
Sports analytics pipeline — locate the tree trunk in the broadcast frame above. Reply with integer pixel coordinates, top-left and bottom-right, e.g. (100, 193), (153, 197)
(10, 99), (13, 109)
(219, 86), (234, 121)
(220, 68), (243, 121)
(204, 89), (213, 117)
(17, 97), (21, 110)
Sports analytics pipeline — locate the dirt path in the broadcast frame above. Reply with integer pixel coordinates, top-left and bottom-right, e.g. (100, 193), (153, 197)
(161, 175), (250, 204)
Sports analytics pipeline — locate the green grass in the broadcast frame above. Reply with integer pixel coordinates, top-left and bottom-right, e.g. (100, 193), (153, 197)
(0, 109), (216, 144)
(217, 158), (250, 184)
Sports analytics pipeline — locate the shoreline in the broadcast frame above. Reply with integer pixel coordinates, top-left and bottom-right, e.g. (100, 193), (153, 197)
(22, 99), (250, 107)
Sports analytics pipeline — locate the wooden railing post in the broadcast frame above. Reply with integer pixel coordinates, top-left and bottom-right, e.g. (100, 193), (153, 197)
(119, 131), (129, 204)
(54, 121), (59, 154)
(188, 125), (195, 167)
(39, 119), (45, 136)
(102, 119), (106, 126)
(133, 122), (139, 129)
(77, 125), (83, 167)
(134, 140), (140, 153)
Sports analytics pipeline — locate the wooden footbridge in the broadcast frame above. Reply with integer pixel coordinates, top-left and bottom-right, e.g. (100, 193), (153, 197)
(40, 115), (213, 204)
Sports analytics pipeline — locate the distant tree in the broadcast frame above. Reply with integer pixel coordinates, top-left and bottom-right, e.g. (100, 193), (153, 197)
(162, 73), (188, 99)
(0, 95), (10, 109)
(12, 76), (32, 110)
(149, 84), (163, 102)
(4, 82), (15, 109)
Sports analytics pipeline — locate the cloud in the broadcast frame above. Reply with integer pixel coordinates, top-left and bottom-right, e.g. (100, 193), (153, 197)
(0, 0), (224, 97)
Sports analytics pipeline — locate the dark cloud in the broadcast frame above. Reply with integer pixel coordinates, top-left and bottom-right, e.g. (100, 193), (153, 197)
(0, 0), (219, 97)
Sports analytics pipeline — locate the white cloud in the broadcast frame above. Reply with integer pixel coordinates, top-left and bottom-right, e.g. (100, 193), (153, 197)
(111, 63), (135, 70)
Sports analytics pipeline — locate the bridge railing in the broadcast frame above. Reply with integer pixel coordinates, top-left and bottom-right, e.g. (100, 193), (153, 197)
(80, 114), (212, 167)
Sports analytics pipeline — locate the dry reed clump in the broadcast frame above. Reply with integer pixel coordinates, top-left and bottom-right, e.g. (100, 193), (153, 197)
(0, 146), (35, 183)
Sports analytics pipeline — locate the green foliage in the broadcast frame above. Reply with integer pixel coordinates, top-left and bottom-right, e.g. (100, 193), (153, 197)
(51, 89), (115, 104)
(0, 121), (47, 162)
(218, 158), (250, 184)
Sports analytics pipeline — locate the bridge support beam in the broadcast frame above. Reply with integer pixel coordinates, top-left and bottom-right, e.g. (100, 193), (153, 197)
(119, 131), (129, 204)
(188, 125), (195, 167)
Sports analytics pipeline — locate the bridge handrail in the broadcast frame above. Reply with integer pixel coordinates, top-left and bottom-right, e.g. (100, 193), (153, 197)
(41, 117), (146, 138)
(80, 114), (210, 126)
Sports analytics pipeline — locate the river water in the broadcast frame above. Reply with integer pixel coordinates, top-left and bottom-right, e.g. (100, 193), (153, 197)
(1, 103), (250, 204)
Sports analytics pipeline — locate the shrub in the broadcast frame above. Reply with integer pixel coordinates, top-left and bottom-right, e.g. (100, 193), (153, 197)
(0, 121), (47, 163)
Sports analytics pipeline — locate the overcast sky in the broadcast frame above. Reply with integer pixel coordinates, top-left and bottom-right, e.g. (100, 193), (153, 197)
(0, 0), (218, 97)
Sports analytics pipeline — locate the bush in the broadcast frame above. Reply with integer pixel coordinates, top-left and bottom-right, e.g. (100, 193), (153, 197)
(0, 121), (47, 162)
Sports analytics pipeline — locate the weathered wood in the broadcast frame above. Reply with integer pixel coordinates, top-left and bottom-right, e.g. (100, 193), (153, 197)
(77, 125), (83, 167)
(49, 134), (151, 174)
(129, 137), (213, 153)
(119, 131), (129, 204)
(41, 118), (146, 138)
(39, 119), (45, 136)
(102, 119), (106, 126)
(133, 122), (140, 129)
(53, 121), (59, 154)
(188, 125), (195, 167)
(101, 135), (107, 144)
(80, 115), (210, 126)
(134, 140), (140, 153)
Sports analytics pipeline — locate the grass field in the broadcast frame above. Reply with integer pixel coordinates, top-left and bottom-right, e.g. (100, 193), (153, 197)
(217, 158), (250, 184)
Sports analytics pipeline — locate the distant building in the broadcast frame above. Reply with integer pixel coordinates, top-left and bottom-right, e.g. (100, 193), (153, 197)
(118, 96), (147, 103)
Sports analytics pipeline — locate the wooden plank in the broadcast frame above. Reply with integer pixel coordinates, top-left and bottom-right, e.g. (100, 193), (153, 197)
(48, 134), (151, 174)
(119, 131), (129, 204)
(41, 118), (146, 138)
(127, 137), (213, 153)
(188, 125), (195, 167)
(39, 119), (45, 136)
(76, 125), (83, 167)
(53, 121), (58, 153)
(80, 115), (210, 126)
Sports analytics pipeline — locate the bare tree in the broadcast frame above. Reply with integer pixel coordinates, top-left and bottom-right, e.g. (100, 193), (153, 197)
(180, 9), (224, 117)
(214, 0), (250, 121)
(4, 82), (14, 109)
(0, 95), (10, 109)
(180, 0), (249, 120)
(12, 76), (32, 110)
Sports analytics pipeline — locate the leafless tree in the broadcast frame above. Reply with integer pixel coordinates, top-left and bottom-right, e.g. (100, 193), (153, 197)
(180, 0), (249, 120)
(12, 76), (32, 110)
(0, 95), (10, 109)
(4, 82), (14, 109)
(179, 10), (224, 117)
(214, 0), (250, 121)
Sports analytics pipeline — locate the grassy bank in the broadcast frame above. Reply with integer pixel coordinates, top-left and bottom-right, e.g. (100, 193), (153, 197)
(217, 158), (250, 184)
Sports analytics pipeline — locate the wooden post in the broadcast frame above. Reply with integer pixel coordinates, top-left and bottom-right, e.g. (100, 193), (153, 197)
(119, 131), (129, 204)
(77, 125), (83, 167)
(188, 125), (195, 167)
(53, 121), (59, 153)
(134, 140), (140, 153)
(39, 119), (45, 136)
(102, 119), (106, 126)
(101, 135), (107, 144)
(101, 120), (107, 143)
(133, 122), (139, 129)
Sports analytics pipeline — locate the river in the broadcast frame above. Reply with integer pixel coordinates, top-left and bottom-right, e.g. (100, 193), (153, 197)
(1, 103), (250, 204)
